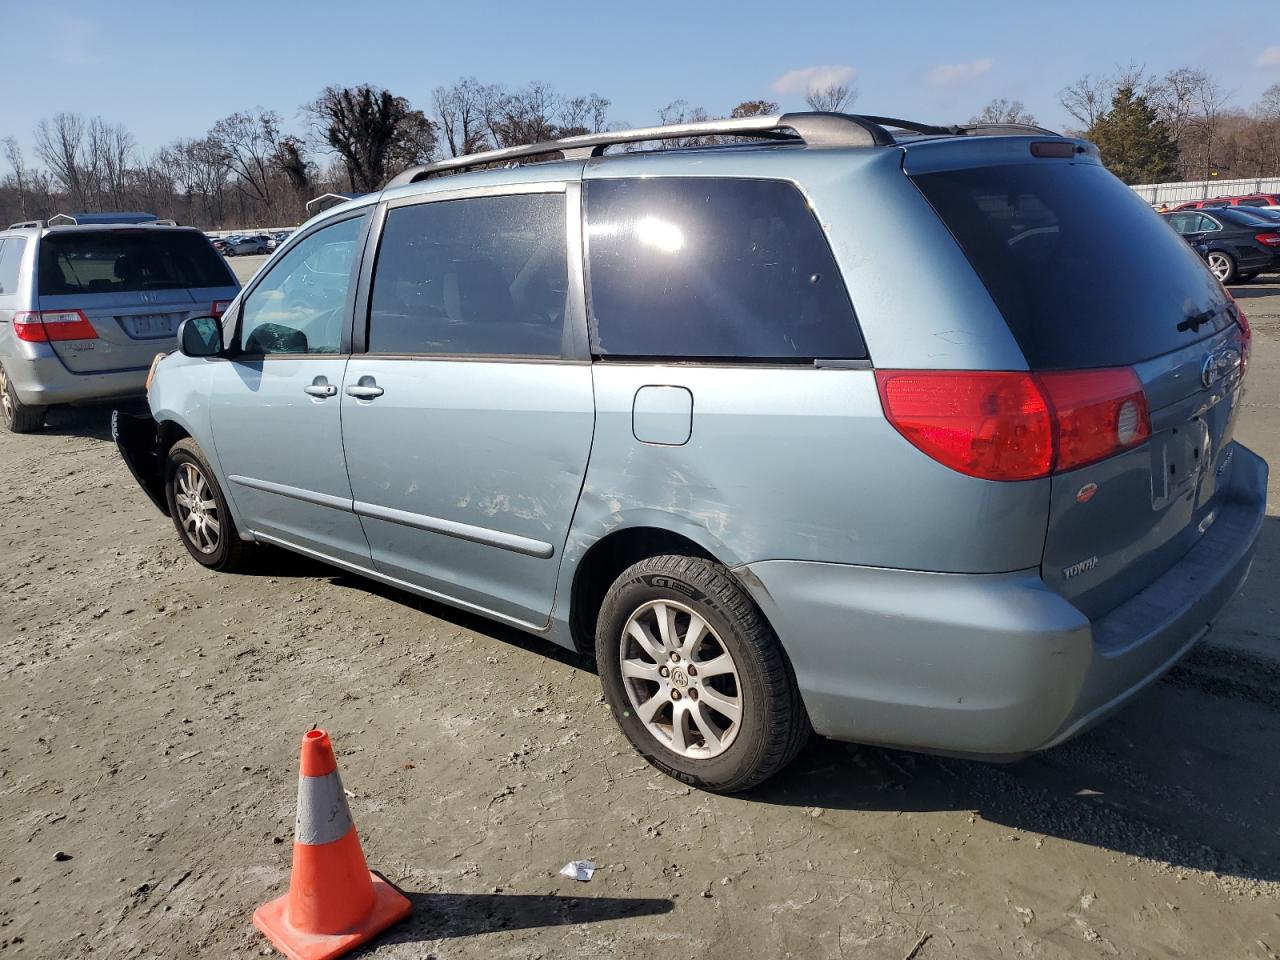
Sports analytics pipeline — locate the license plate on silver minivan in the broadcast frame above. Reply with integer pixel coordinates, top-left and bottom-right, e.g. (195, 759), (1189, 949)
(122, 313), (181, 338)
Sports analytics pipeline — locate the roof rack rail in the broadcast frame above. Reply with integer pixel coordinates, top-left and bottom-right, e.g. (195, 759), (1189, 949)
(46, 212), (168, 226)
(306, 191), (367, 214)
(7, 219), (47, 230)
(387, 112), (896, 186)
(862, 116), (1061, 138)
(385, 111), (1065, 187)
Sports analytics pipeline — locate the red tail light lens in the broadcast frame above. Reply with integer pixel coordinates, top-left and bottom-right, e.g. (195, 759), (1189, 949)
(12, 311), (48, 342)
(210, 300), (231, 318)
(876, 367), (1152, 481)
(1254, 232), (1280, 247)
(11, 310), (99, 343)
(875, 371), (1053, 481)
(1037, 368), (1150, 472)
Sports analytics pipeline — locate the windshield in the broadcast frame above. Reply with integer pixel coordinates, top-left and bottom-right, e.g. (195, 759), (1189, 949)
(39, 230), (233, 295)
(911, 162), (1234, 370)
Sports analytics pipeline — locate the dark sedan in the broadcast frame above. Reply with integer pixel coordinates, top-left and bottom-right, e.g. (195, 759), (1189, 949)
(1161, 207), (1280, 283)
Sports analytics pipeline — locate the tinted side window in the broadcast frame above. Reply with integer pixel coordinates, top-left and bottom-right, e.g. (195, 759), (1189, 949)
(368, 193), (567, 358)
(584, 178), (864, 360)
(1239, 199), (1267, 207)
(239, 215), (365, 355)
(0, 238), (22, 296)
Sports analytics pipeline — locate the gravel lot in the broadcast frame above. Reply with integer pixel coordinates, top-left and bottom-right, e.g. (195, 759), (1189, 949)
(2, 263), (1279, 959)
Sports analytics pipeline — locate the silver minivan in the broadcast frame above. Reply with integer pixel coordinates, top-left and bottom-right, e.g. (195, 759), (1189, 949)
(115, 113), (1267, 792)
(0, 215), (239, 432)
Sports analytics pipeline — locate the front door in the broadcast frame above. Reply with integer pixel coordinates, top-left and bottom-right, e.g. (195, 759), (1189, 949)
(340, 187), (594, 629)
(208, 211), (372, 565)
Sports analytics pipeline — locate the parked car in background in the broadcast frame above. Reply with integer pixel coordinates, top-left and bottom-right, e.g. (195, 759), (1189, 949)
(210, 238), (230, 255)
(1161, 207), (1280, 283)
(1172, 193), (1280, 211)
(0, 214), (238, 432)
(115, 113), (1266, 792)
(223, 235), (270, 256)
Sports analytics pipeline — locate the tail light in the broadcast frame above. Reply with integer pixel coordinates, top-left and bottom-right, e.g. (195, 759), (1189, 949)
(1254, 232), (1280, 247)
(876, 367), (1151, 482)
(210, 300), (231, 318)
(12, 310), (99, 343)
(1228, 292), (1251, 375)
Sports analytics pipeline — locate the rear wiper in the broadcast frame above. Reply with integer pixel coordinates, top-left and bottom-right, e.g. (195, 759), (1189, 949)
(1177, 308), (1216, 333)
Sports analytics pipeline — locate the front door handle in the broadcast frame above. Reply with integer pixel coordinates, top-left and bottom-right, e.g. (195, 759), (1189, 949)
(345, 375), (384, 399)
(303, 376), (337, 398)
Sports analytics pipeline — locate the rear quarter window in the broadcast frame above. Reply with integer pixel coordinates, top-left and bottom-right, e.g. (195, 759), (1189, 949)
(38, 230), (233, 295)
(584, 177), (865, 361)
(911, 162), (1233, 370)
(0, 238), (25, 295)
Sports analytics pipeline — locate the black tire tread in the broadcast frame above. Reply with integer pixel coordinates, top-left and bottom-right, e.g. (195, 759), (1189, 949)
(599, 554), (810, 792)
(2, 373), (46, 434)
(165, 438), (255, 572)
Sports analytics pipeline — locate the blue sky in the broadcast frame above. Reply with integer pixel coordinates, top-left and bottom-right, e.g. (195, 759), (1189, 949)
(5, 0), (1280, 159)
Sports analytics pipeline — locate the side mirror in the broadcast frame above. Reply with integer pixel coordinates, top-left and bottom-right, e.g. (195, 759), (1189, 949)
(178, 315), (224, 358)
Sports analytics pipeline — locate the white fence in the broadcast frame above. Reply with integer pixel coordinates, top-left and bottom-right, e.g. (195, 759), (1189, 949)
(1129, 176), (1280, 204)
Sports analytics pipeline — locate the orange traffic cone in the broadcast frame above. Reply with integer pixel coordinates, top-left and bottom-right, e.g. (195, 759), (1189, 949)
(253, 729), (411, 960)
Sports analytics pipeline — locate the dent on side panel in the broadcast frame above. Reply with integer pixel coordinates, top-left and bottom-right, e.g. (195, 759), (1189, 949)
(569, 363), (1049, 575)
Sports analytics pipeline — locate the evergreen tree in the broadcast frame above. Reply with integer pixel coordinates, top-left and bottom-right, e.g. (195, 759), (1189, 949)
(1085, 85), (1179, 184)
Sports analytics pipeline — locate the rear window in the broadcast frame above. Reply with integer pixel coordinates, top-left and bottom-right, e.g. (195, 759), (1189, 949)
(38, 230), (233, 295)
(912, 163), (1233, 369)
(584, 177), (865, 361)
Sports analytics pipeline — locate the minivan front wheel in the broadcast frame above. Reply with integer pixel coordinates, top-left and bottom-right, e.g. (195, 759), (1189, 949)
(1206, 251), (1237, 284)
(596, 555), (810, 792)
(0, 364), (46, 433)
(164, 438), (254, 571)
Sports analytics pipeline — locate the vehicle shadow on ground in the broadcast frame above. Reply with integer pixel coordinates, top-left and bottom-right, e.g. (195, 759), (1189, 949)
(362, 890), (672, 949)
(242, 545), (596, 674)
(747, 519), (1280, 887)
(38, 401), (146, 442)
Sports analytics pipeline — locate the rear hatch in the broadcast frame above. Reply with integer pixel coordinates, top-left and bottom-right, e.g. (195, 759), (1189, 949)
(36, 228), (237, 373)
(910, 150), (1248, 621)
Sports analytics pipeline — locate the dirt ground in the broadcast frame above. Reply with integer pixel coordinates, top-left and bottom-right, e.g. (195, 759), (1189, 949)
(2, 267), (1280, 959)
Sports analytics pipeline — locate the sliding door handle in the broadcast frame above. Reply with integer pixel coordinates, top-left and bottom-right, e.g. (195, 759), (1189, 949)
(345, 375), (384, 399)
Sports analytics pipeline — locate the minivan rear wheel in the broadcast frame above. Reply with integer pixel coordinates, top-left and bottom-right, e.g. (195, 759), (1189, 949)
(1206, 251), (1237, 284)
(164, 438), (255, 571)
(0, 365), (46, 434)
(596, 555), (810, 792)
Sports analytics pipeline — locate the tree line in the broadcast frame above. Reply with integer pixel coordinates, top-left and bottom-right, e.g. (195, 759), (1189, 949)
(2, 68), (1277, 229)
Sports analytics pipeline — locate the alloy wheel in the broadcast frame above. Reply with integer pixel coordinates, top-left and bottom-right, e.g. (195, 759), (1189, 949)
(619, 599), (744, 759)
(0, 366), (12, 424)
(1207, 252), (1232, 282)
(174, 462), (220, 554)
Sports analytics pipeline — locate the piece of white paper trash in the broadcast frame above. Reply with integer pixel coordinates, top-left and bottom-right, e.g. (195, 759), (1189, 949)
(559, 860), (597, 882)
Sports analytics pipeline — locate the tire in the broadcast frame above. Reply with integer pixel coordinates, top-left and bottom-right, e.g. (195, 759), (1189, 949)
(0, 363), (46, 433)
(163, 438), (255, 571)
(596, 554), (810, 792)
(1206, 250), (1237, 284)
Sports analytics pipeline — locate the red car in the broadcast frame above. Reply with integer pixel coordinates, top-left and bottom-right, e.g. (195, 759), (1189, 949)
(1172, 193), (1280, 211)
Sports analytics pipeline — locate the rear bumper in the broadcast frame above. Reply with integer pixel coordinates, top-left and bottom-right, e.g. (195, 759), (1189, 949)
(737, 443), (1268, 758)
(4, 352), (147, 406)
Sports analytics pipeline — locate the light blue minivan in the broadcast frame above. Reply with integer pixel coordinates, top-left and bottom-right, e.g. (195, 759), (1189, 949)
(115, 113), (1267, 791)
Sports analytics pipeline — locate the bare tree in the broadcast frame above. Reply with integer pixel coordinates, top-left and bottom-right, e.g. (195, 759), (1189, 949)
(433, 77), (494, 156)
(88, 118), (136, 208)
(805, 83), (856, 113)
(1060, 74), (1111, 130)
(730, 99), (778, 118)
(307, 86), (435, 191)
(210, 109), (285, 212)
(656, 99), (714, 146)
(970, 98), (1037, 125)
(35, 112), (94, 210)
(3, 137), (33, 219)
(559, 93), (611, 135)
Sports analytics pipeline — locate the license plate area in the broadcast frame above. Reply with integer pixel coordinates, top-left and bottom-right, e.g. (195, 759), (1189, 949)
(119, 313), (181, 339)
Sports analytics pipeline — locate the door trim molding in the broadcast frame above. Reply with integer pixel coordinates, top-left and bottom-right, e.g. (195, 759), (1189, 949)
(228, 474), (354, 512)
(353, 500), (555, 559)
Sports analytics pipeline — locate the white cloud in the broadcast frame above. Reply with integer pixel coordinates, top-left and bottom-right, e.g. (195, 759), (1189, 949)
(1258, 46), (1280, 67)
(772, 65), (857, 96)
(925, 58), (994, 86)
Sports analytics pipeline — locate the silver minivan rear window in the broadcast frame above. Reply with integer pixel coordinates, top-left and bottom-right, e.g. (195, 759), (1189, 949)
(911, 163), (1234, 369)
(39, 230), (233, 295)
